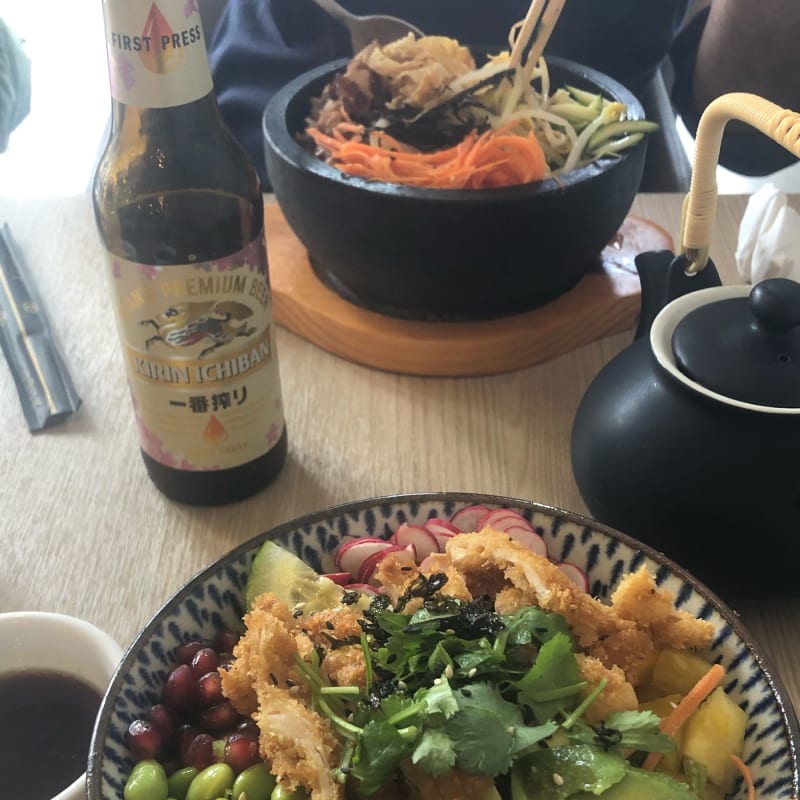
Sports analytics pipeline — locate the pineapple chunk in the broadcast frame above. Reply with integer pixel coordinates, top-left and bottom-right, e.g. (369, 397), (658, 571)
(652, 647), (714, 695)
(682, 687), (746, 792)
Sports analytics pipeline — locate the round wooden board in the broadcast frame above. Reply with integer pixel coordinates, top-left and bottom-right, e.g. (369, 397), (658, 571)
(265, 202), (673, 377)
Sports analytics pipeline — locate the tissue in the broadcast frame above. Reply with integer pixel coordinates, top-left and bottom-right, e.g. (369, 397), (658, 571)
(735, 183), (800, 284)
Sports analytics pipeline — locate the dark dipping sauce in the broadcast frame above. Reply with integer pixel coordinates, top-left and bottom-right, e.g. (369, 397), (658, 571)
(0, 670), (102, 799)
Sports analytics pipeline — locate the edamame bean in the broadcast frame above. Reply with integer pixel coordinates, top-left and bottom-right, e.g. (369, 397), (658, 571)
(270, 784), (308, 800)
(167, 766), (199, 800)
(185, 763), (235, 800)
(124, 759), (169, 800)
(232, 763), (276, 800)
(212, 738), (226, 761)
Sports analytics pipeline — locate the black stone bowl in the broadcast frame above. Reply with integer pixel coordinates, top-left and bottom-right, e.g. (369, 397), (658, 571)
(262, 58), (647, 320)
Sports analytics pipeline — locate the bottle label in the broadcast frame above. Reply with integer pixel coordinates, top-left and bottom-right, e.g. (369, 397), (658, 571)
(104, 237), (285, 471)
(101, 0), (213, 108)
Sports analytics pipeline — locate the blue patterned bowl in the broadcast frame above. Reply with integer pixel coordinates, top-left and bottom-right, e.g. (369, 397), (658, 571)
(87, 493), (800, 799)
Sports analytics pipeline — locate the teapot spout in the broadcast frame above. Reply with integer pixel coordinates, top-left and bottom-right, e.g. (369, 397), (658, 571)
(632, 250), (722, 340)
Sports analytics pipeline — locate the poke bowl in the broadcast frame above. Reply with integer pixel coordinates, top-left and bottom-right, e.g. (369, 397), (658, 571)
(262, 55), (648, 321)
(88, 493), (798, 799)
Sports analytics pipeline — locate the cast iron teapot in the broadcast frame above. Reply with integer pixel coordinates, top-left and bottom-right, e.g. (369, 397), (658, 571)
(571, 94), (800, 596)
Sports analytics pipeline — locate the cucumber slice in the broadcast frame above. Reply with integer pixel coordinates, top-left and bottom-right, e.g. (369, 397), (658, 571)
(245, 541), (344, 614)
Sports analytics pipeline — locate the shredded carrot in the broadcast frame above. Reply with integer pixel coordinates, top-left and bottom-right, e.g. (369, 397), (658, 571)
(306, 122), (547, 189)
(731, 753), (756, 800)
(642, 662), (726, 771)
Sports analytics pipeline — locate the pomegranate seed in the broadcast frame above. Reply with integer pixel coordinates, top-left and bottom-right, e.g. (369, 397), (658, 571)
(164, 664), (197, 708)
(199, 701), (238, 734)
(224, 732), (261, 772)
(175, 639), (209, 664)
(177, 723), (200, 765)
(213, 629), (240, 653)
(236, 720), (260, 739)
(190, 647), (219, 679)
(197, 671), (224, 705)
(147, 703), (176, 741)
(127, 718), (162, 759)
(185, 732), (215, 770)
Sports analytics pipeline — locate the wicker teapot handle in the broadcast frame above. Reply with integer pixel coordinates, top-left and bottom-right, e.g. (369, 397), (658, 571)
(680, 92), (800, 274)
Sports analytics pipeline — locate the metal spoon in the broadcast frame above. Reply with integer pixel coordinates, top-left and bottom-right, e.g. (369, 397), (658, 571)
(309, 0), (424, 53)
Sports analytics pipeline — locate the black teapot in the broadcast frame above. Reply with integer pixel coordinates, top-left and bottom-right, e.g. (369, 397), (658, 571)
(571, 92), (800, 596)
(571, 252), (800, 595)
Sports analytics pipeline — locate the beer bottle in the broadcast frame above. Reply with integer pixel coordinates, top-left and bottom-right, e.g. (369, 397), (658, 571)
(93, 0), (287, 505)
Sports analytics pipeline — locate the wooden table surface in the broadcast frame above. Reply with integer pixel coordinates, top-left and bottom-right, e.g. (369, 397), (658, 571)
(0, 192), (797, 723)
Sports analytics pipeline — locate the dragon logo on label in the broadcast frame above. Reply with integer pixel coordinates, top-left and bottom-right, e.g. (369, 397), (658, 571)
(139, 300), (256, 359)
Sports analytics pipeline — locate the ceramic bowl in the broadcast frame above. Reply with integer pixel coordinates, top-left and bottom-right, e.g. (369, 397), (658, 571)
(0, 611), (123, 800)
(87, 493), (799, 799)
(262, 58), (647, 320)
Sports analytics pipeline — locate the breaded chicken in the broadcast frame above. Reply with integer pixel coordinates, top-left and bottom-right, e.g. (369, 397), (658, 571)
(254, 684), (342, 800)
(221, 593), (307, 716)
(576, 654), (639, 723)
(297, 605), (368, 689)
(442, 530), (714, 686)
(610, 567), (714, 651)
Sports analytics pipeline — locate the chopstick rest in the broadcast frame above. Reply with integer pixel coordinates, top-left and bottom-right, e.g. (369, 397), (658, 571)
(0, 223), (81, 430)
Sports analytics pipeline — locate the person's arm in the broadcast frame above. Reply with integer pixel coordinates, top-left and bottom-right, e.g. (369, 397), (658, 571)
(671, 0), (800, 175)
(692, 0), (800, 113)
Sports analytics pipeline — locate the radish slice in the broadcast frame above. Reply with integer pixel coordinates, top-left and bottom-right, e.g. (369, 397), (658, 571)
(478, 508), (535, 533)
(390, 523), (440, 561)
(449, 504), (490, 532)
(358, 544), (416, 585)
(558, 561), (589, 592)
(335, 537), (393, 578)
(423, 520), (460, 552)
(424, 518), (460, 535)
(322, 572), (353, 586)
(504, 526), (548, 556)
(430, 530), (456, 552)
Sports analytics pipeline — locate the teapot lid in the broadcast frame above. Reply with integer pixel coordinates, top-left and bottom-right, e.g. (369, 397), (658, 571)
(671, 278), (800, 408)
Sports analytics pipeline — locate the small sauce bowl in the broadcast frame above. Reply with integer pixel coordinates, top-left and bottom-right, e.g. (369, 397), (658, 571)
(0, 611), (123, 800)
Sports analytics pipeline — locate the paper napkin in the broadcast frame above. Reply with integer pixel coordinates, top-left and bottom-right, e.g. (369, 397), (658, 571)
(735, 183), (800, 284)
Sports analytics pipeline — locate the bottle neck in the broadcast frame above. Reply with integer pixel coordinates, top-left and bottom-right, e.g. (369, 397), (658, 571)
(100, 0), (213, 112)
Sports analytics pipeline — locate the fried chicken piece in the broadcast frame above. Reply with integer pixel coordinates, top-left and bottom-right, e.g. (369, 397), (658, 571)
(400, 761), (496, 800)
(254, 684), (343, 800)
(220, 593), (305, 716)
(442, 530), (710, 687)
(372, 549), (420, 605)
(297, 606), (368, 690)
(445, 530), (635, 649)
(576, 654), (639, 723)
(419, 553), (471, 601)
(610, 567), (714, 651)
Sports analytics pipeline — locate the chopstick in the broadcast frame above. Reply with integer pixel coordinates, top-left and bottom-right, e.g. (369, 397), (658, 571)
(508, 0), (567, 70)
(0, 224), (81, 430)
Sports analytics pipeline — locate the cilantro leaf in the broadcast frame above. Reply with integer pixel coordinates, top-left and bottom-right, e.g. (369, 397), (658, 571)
(351, 720), (410, 795)
(567, 710), (677, 754)
(515, 632), (585, 720)
(604, 709), (677, 753)
(503, 606), (573, 646)
(444, 683), (557, 775)
(411, 728), (457, 776)
(418, 677), (460, 719)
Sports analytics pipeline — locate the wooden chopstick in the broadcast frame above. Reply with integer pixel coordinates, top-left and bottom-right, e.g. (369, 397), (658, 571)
(508, 0), (568, 71)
